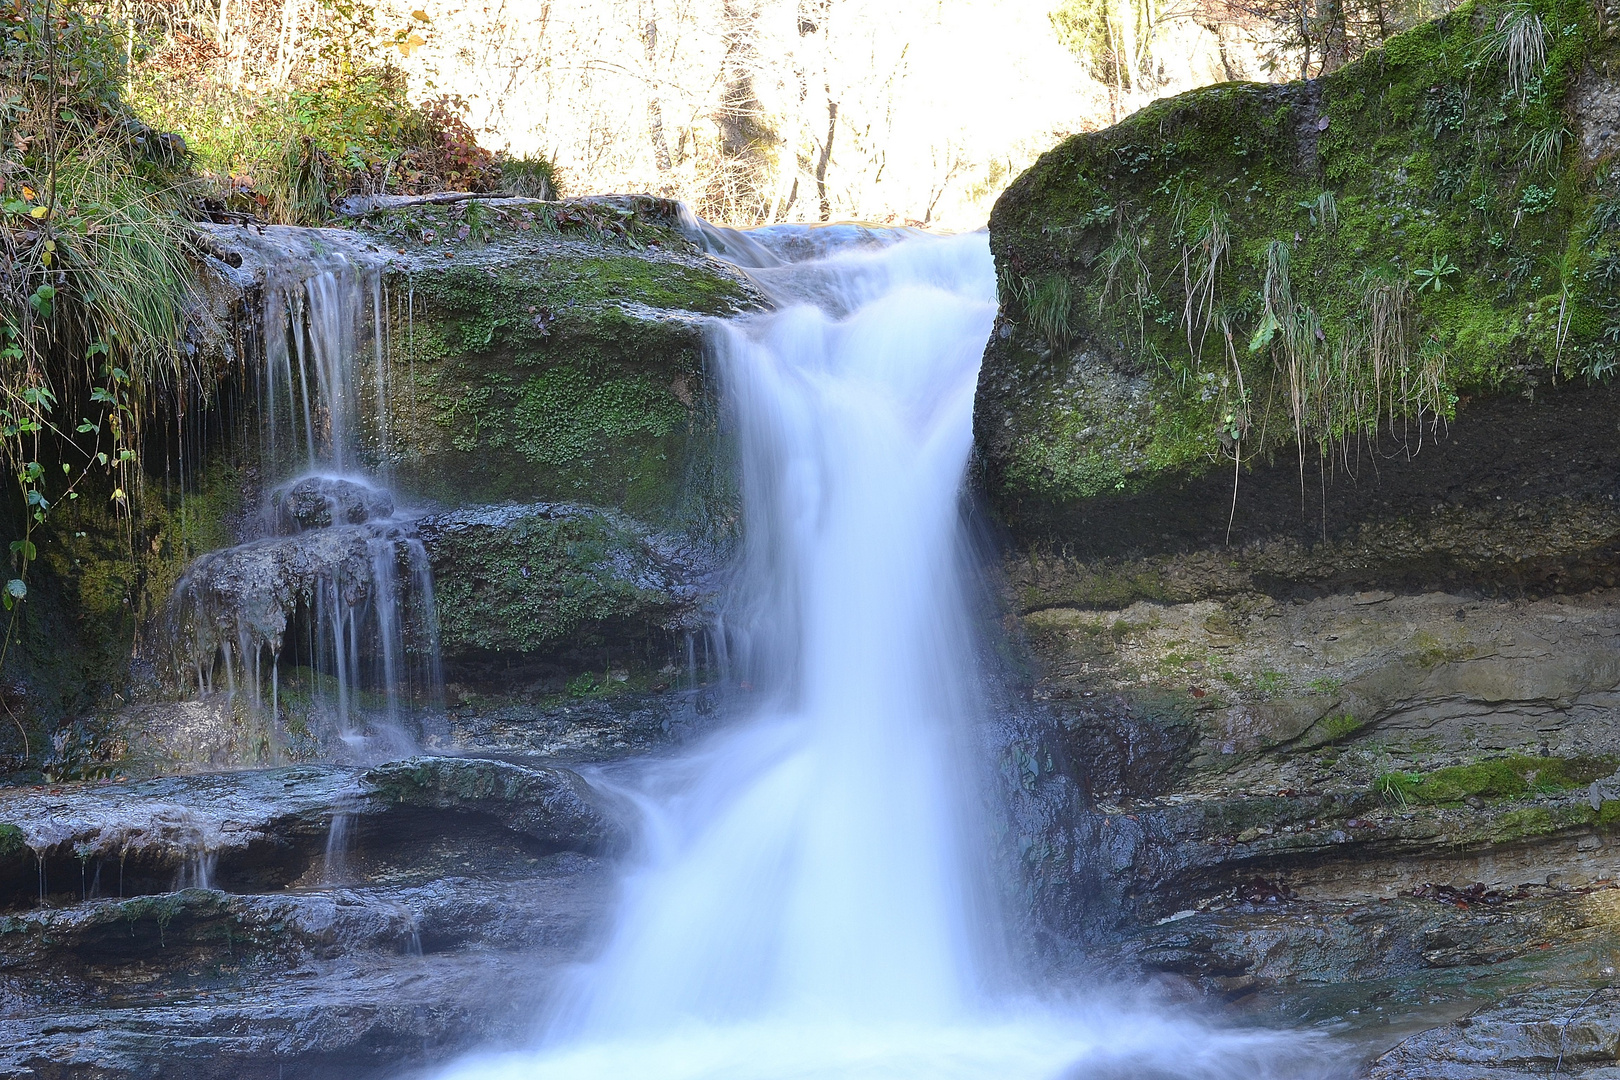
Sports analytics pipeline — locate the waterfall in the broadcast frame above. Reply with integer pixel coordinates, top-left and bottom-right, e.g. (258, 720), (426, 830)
(429, 226), (1329, 1077)
(165, 251), (442, 762)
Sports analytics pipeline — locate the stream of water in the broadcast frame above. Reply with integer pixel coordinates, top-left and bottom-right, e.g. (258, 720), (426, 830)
(426, 226), (1331, 1077)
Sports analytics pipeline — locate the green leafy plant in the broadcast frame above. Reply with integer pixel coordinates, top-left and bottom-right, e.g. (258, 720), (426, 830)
(1413, 253), (1459, 292)
(1516, 183), (1556, 217)
(0, 0), (202, 760)
(1296, 190), (1340, 228)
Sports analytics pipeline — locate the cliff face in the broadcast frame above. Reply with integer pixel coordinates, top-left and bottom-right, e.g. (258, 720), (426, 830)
(975, 0), (1620, 1049)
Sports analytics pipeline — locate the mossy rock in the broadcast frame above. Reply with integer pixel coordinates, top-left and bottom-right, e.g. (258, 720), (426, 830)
(418, 502), (710, 679)
(0, 447), (251, 766)
(979, 0), (1620, 524)
(366, 206), (762, 539)
(363, 755), (625, 853)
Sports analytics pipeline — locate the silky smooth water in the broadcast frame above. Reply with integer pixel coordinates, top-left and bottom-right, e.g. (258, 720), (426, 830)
(431, 225), (1327, 1080)
(167, 251), (442, 759)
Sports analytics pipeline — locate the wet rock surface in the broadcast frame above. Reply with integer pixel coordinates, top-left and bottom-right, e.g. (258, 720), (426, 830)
(1367, 987), (1620, 1079)
(271, 475), (397, 533)
(0, 757), (620, 1078)
(0, 954), (542, 1080)
(0, 757), (622, 906)
(417, 501), (722, 693)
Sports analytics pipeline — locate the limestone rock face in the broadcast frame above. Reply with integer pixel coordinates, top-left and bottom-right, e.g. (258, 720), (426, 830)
(1368, 987), (1620, 1079)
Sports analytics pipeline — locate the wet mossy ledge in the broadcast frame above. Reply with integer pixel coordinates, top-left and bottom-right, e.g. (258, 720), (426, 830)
(208, 195), (763, 541)
(417, 502), (716, 689)
(978, 0), (1620, 550)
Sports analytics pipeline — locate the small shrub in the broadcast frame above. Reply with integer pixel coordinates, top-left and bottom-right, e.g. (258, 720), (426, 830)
(1318, 713), (1363, 742)
(1480, 3), (1548, 101)
(1019, 274), (1074, 350)
(1252, 670), (1285, 695)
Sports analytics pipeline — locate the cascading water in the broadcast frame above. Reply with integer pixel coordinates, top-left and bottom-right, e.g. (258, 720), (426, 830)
(429, 224), (1332, 1078)
(165, 249), (442, 762)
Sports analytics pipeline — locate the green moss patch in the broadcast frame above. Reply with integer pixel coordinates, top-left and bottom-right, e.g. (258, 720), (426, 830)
(423, 505), (696, 660)
(383, 249), (747, 535)
(1377, 754), (1615, 805)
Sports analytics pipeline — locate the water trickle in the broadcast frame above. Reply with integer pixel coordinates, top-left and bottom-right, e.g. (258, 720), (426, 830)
(322, 810), (353, 885)
(164, 250), (442, 762)
(174, 847), (217, 892)
(429, 223), (1331, 1077)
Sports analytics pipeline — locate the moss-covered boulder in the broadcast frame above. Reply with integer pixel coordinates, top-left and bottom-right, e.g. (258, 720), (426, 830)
(363, 756), (625, 854)
(980, 2), (1620, 979)
(979, 0), (1620, 539)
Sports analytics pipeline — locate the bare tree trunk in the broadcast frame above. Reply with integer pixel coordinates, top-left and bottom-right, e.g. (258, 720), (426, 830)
(1201, 20), (1239, 80)
(1299, 0), (1313, 78)
(712, 0), (776, 222)
(644, 14), (672, 173)
(275, 0), (299, 85)
(815, 98), (837, 221)
(1319, 0), (1348, 71)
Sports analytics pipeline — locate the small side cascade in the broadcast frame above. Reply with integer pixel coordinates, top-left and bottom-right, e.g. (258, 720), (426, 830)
(322, 808), (353, 885)
(173, 847), (217, 892)
(163, 250), (443, 763)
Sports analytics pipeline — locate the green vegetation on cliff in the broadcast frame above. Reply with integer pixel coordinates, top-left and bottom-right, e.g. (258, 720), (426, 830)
(1377, 753), (1616, 805)
(985, 0), (1620, 504)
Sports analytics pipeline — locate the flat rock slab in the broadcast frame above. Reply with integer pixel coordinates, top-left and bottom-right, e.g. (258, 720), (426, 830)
(0, 758), (624, 906)
(1367, 987), (1620, 1079)
(0, 949), (547, 1080)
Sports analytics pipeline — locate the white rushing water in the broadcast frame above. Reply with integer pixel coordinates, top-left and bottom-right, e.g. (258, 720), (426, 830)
(432, 224), (1325, 1080)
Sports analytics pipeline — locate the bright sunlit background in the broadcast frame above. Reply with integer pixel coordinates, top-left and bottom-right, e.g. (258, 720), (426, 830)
(129, 0), (1456, 227)
(383, 0), (1271, 227)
